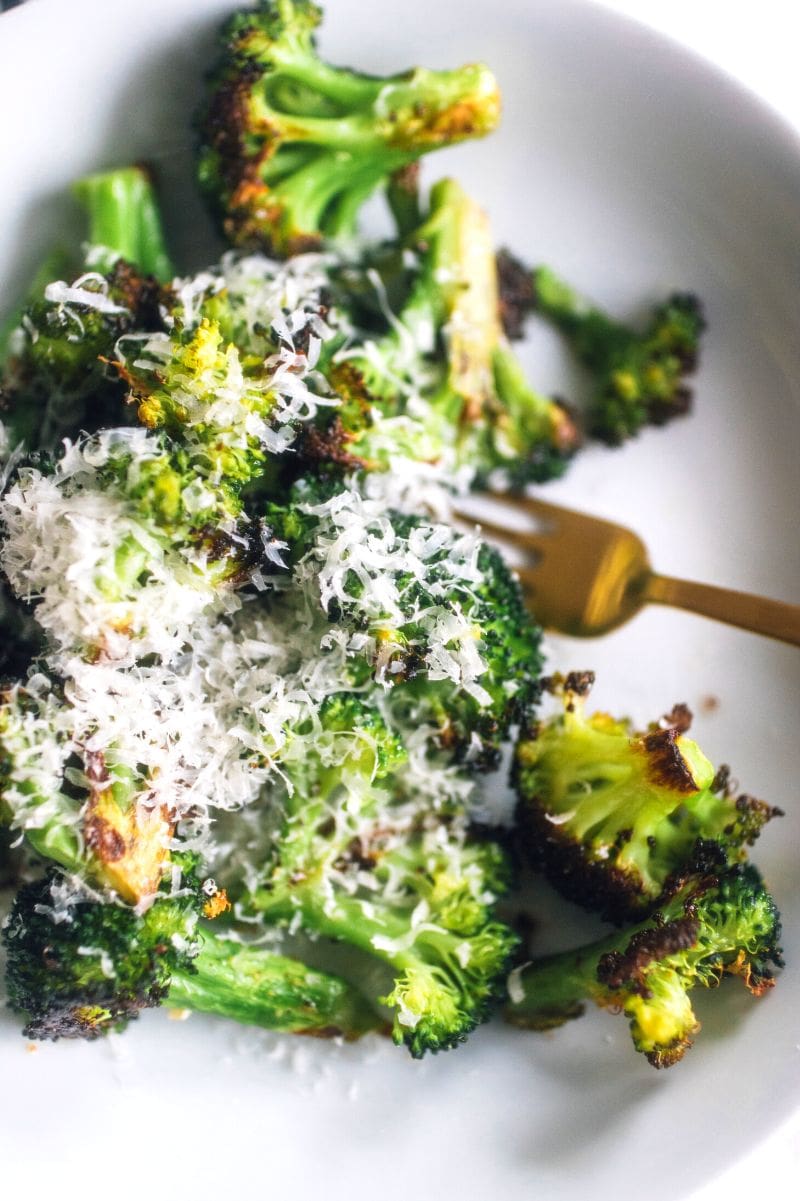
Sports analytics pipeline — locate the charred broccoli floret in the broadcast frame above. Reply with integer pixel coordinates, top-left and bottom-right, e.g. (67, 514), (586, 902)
(1, 678), (177, 902)
(506, 862), (782, 1068)
(513, 674), (781, 922)
(335, 179), (581, 485)
(249, 692), (518, 1056)
(197, 0), (500, 254)
(1, 166), (173, 450)
(3, 858), (204, 1038)
(3, 862), (380, 1041)
(531, 265), (705, 445)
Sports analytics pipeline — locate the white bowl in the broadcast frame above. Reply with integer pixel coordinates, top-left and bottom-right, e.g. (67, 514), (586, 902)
(1, 2), (798, 1198)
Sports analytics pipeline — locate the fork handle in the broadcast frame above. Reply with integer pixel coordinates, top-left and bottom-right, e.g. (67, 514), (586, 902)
(643, 573), (800, 647)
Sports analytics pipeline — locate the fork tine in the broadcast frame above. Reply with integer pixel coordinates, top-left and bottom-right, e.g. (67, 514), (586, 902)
(457, 514), (548, 556)
(479, 491), (566, 525)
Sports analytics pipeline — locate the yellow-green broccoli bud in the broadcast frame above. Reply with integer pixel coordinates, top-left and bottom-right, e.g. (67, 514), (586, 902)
(514, 672), (780, 922)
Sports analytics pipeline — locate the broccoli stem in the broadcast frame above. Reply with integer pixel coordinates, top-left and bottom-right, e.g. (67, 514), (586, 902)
(167, 934), (381, 1038)
(257, 885), (408, 963)
(491, 342), (572, 463)
(253, 881), (478, 1000)
(533, 266), (628, 366)
(386, 166), (422, 240)
(507, 932), (624, 1027)
(266, 56), (382, 108)
(73, 167), (174, 281)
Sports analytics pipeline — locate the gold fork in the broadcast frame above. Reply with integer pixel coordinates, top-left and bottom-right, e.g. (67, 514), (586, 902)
(454, 493), (800, 646)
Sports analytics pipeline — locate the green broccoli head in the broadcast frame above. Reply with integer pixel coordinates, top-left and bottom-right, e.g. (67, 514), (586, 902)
(1, 167), (174, 452)
(196, 0), (501, 254)
(387, 536), (544, 770)
(513, 673), (780, 922)
(532, 266), (705, 445)
(257, 819), (519, 1058)
(506, 862), (783, 1068)
(380, 917), (518, 1057)
(371, 826), (518, 1055)
(3, 855), (204, 1039)
(265, 480), (544, 767)
(250, 691), (518, 1056)
(2, 259), (171, 450)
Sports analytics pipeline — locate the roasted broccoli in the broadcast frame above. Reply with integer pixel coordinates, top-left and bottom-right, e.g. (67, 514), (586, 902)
(265, 476), (544, 767)
(0, 0), (776, 1081)
(506, 861), (782, 1068)
(531, 265), (705, 444)
(1, 166), (173, 450)
(249, 692), (518, 1056)
(334, 179), (581, 485)
(3, 862), (380, 1041)
(513, 673), (780, 922)
(197, 0), (500, 254)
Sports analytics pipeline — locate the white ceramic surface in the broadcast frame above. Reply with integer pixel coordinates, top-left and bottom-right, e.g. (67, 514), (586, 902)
(1, 2), (798, 1198)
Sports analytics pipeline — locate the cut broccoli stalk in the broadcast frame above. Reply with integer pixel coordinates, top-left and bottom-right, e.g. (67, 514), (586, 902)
(73, 166), (174, 282)
(532, 265), (705, 444)
(2, 864), (380, 1041)
(164, 934), (381, 1038)
(506, 862), (783, 1068)
(1, 166), (174, 450)
(249, 693), (518, 1056)
(196, 0), (501, 254)
(338, 179), (581, 484)
(514, 674), (781, 923)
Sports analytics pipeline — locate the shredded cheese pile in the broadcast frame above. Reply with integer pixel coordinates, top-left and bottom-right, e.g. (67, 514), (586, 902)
(0, 250), (496, 894)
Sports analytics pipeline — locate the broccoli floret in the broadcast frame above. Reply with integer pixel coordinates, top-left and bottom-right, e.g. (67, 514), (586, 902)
(387, 534), (543, 770)
(3, 863), (380, 1041)
(1, 167), (174, 450)
(121, 254), (352, 511)
(0, 680), (178, 902)
(249, 692), (518, 1056)
(264, 479), (544, 767)
(505, 862), (782, 1068)
(335, 179), (581, 485)
(0, 433), (276, 662)
(3, 859), (203, 1039)
(532, 266), (705, 445)
(196, 0), (500, 255)
(513, 673), (781, 922)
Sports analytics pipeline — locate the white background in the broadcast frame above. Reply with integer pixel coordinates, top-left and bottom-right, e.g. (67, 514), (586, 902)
(597, 6), (800, 1196)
